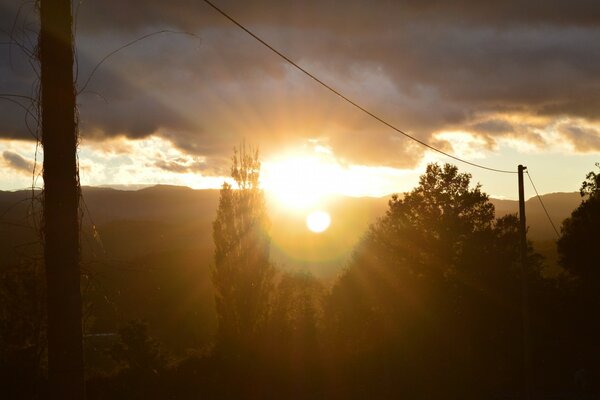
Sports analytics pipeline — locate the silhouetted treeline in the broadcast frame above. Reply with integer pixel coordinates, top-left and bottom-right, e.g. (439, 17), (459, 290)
(2, 162), (600, 399)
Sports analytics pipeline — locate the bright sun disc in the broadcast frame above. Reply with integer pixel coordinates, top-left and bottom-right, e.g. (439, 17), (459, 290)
(262, 154), (339, 210)
(306, 211), (331, 233)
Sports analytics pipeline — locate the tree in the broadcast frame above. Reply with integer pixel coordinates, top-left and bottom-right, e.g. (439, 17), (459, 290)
(325, 163), (541, 397)
(0, 260), (46, 398)
(556, 164), (600, 391)
(327, 164), (497, 346)
(110, 320), (167, 374)
(268, 272), (323, 362)
(558, 163), (600, 285)
(579, 162), (600, 199)
(211, 145), (274, 352)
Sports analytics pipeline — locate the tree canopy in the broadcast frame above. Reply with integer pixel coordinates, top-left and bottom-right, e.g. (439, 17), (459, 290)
(579, 162), (600, 199)
(326, 163), (541, 397)
(558, 163), (600, 285)
(211, 145), (274, 351)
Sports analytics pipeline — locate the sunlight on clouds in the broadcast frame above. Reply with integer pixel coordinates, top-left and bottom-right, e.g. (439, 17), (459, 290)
(261, 146), (418, 211)
(492, 117), (600, 155)
(0, 136), (227, 191)
(0, 139), (41, 190)
(433, 130), (489, 159)
(78, 136), (225, 189)
(2, 120), (596, 199)
(553, 118), (600, 153)
(434, 116), (600, 158)
(464, 112), (600, 155)
(496, 135), (551, 154)
(0, 136), (420, 196)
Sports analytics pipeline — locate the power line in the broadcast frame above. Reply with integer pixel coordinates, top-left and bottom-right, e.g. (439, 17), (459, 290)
(526, 170), (560, 238)
(202, 0), (517, 175)
(78, 30), (199, 95)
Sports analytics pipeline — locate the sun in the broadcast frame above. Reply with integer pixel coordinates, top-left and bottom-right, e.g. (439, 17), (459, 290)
(306, 210), (331, 233)
(261, 153), (340, 210)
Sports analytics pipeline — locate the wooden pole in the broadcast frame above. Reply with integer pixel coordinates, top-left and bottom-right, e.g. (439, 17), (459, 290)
(39, 0), (85, 398)
(518, 164), (532, 400)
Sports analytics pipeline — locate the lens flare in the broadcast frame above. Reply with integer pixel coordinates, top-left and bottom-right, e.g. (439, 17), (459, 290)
(306, 211), (331, 233)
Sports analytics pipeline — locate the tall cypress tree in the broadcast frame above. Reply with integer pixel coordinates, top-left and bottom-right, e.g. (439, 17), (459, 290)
(212, 145), (273, 353)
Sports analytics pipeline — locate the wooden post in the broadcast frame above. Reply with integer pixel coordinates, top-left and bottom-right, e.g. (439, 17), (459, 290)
(39, 0), (85, 398)
(518, 164), (532, 400)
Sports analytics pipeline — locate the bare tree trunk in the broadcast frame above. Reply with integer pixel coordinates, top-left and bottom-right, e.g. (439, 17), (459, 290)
(39, 0), (85, 398)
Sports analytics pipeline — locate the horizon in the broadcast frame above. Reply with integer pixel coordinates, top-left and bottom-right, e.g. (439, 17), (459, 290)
(0, 180), (583, 203)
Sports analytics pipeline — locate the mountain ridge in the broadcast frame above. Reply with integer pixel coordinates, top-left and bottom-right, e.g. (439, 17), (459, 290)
(0, 185), (582, 277)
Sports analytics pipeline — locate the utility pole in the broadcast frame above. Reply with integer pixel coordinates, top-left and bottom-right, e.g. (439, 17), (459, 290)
(39, 0), (85, 398)
(518, 164), (532, 400)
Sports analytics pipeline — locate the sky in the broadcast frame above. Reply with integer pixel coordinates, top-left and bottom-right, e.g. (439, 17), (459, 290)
(1, 0), (599, 201)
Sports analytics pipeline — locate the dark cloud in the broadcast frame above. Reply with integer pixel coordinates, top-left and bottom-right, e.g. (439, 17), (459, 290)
(470, 119), (514, 136)
(461, 116), (550, 149)
(558, 123), (600, 152)
(154, 159), (204, 173)
(1, 0), (600, 171)
(0, 5), (39, 141)
(72, 0), (600, 34)
(2, 150), (33, 173)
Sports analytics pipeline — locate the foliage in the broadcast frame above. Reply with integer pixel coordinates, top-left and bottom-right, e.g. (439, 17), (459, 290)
(268, 272), (323, 362)
(554, 164), (600, 394)
(0, 260), (46, 398)
(211, 144), (274, 351)
(558, 163), (600, 284)
(579, 162), (600, 199)
(383, 163), (495, 275)
(110, 319), (167, 374)
(325, 163), (543, 397)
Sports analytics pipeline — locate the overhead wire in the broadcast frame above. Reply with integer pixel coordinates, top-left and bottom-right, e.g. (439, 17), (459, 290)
(78, 29), (199, 95)
(526, 170), (560, 238)
(202, 0), (517, 175)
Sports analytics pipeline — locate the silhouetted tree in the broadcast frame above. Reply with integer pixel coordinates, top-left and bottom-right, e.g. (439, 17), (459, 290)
(554, 163), (600, 393)
(211, 145), (274, 353)
(558, 163), (600, 285)
(110, 319), (167, 374)
(0, 260), (46, 398)
(579, 162), (600, 199)
(85, 320), (168, 400)
(325, 163), (543, 398)
(268, 272), (323, 363)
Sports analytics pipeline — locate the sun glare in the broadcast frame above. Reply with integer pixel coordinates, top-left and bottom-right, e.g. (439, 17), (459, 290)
(306, 211), (331, 233)
(260, 148), (421, 210)
(261, 154), (339, 210)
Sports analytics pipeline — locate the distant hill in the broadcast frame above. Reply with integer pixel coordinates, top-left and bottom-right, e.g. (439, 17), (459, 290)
(0, 186), (583, 272)
(0, 186), (583, 350)
(491, 192), (581, 241)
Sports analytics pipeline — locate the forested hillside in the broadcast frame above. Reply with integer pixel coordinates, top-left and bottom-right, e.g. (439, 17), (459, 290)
(0, 185), (580, 352)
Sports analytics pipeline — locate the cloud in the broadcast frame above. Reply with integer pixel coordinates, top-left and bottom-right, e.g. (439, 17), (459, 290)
(76, 135), (230, 187)
(2, 150), (33, 173)
(470, 119), (515, 136)
(558, 122), (600, 152)
(153, 156), (222, 174)
(72, 1), (600, 34)
(1, 0), (600, 173)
